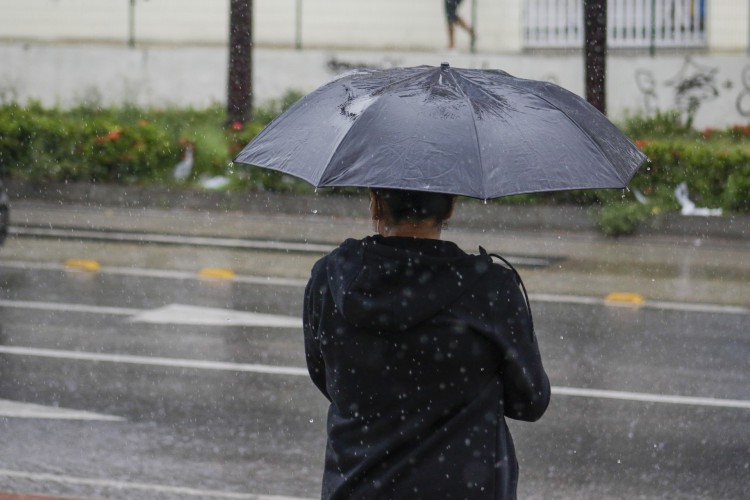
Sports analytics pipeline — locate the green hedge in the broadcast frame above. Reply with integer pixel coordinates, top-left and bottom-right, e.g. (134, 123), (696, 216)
(0, 103), (180, 183)
(586, 112), (750, 235)
(0, 91), (304, 186)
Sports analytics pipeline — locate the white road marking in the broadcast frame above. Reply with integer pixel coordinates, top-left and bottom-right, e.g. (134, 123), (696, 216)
(10, 226), (336, 254)
(0, 299), (301, 328)
(530, 293), (749, 315)
(0, 468), (314, 500)
(2, 345), (747, 411)
(0, 298), (140, 316)
(530, 293), (602, 306)
(129, 304), (302, 327)
(645, 299), (749, 315)
(0, 346), (309, 376)
(0, 399), (124, 421)
(552, 386), (750, 410)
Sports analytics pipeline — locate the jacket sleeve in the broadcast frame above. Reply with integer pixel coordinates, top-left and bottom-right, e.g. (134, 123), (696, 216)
(492, 270), (550, 422)
(303, 258), (331, 401)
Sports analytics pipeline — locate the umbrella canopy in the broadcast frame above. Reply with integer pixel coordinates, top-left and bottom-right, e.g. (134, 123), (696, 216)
(234, 64), (646, 200)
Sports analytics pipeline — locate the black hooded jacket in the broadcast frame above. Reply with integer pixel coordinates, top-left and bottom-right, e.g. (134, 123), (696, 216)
(303, 235), (550, 499)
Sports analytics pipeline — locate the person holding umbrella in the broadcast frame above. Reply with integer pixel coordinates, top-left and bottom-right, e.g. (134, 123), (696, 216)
(303, 187), (550, 498)
(234, 63), (646, 499)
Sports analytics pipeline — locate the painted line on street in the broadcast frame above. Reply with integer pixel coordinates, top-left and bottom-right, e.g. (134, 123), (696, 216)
(0, 299), (302, 328)
(0, 299), (140, 316)
(129, 304), (302, 327)
(0, 260), (309, 287)
(9, 226), (336, 254)
(107, 265), (303, 286)
(0, 346), (309, 377)
(0, 399), (124, 421)
(552, 386), (750, 410)
(2, 345), (748, 410)
(0, 469), (313, 500)
(529, 293), (749, 315)
(0, 493), (80, 500)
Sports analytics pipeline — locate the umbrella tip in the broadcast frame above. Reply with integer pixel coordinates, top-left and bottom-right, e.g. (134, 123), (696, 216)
(441, 62), (450, 69)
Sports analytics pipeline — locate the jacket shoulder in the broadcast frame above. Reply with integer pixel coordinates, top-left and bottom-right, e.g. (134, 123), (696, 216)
(307, 254), (330, 290)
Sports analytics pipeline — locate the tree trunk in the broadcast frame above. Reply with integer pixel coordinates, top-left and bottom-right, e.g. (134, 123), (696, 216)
(584, 0), (607, 115)
(227, 0), (253, 124)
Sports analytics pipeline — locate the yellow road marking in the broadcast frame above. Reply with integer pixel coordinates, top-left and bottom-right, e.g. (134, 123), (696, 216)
(605, 292), (645, 306)
(198, 268), (236, 280)
(64, 259), (101, 272)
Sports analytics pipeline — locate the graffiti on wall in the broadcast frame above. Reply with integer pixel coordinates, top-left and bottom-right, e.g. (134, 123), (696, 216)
(635, 56), (748, 123)
(664, 57), (719, 117)
(737, 65), (750, 117)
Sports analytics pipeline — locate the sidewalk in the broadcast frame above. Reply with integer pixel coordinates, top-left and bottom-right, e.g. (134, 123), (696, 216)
(4, 182), (750, 308)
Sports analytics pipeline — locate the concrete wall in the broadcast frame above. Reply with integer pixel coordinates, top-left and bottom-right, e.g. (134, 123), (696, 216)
(0, 0), (516, 53)
(707, 0), (750, 52)
(0, 0), (745, 53)
(1, 42), (748, 129)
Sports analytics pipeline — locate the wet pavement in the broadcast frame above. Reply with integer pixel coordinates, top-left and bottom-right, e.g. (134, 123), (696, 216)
(1, 254), (748, 499)
(4, 196), (750, 308)
(1, 194), (749, 499)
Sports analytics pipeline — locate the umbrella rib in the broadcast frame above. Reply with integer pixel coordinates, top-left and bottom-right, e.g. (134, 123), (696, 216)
(448, 71), (487, 200)
(367, 66), (434, 96)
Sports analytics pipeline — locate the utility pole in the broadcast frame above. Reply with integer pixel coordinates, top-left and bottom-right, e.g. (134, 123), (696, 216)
(128, 0), (136, 48)
(584, 0), (607, 114)
(227, 0), (253, 124)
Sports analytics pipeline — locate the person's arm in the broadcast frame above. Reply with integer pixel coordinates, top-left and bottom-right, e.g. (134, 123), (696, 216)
(492, 272), (550, 422)
(303, 259), (330, 401)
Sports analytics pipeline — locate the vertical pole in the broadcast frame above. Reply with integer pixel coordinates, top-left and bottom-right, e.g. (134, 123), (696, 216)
(295, 0), (302, 50)
(649, 0), (656, 56)
(471, 0), (478, 53)
(227, 0), (254, 124)
(128, 0), (136, 48)
(584, 0), (607, 114)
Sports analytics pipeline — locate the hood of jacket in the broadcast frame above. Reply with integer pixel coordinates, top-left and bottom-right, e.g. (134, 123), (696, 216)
(325, 235), (492, 331)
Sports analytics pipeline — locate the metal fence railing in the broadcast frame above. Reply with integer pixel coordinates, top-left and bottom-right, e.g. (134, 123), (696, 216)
(524, 0), (707, 49)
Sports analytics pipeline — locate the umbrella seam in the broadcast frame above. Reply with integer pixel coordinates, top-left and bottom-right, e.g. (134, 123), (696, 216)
(448, 70), (487, 200)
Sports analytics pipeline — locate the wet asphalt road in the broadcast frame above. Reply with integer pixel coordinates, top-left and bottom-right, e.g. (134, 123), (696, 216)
(0, 253), (748, 499)
(1, 195), (750, 500)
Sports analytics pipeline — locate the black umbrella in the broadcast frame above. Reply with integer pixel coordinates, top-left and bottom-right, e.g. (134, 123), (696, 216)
(234, 64), (646, 200)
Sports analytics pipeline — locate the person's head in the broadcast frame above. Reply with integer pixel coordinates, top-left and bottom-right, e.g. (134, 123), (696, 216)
(369, 188), (456, 238)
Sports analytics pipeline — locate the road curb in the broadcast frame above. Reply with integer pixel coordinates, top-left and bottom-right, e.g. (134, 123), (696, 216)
(6, 180), (750, 240)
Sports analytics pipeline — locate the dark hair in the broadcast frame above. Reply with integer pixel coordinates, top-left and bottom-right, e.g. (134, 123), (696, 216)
(372, 188), (455, 225)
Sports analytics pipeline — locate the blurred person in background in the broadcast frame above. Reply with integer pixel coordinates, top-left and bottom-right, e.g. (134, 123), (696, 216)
(444, 0), (476, 50)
